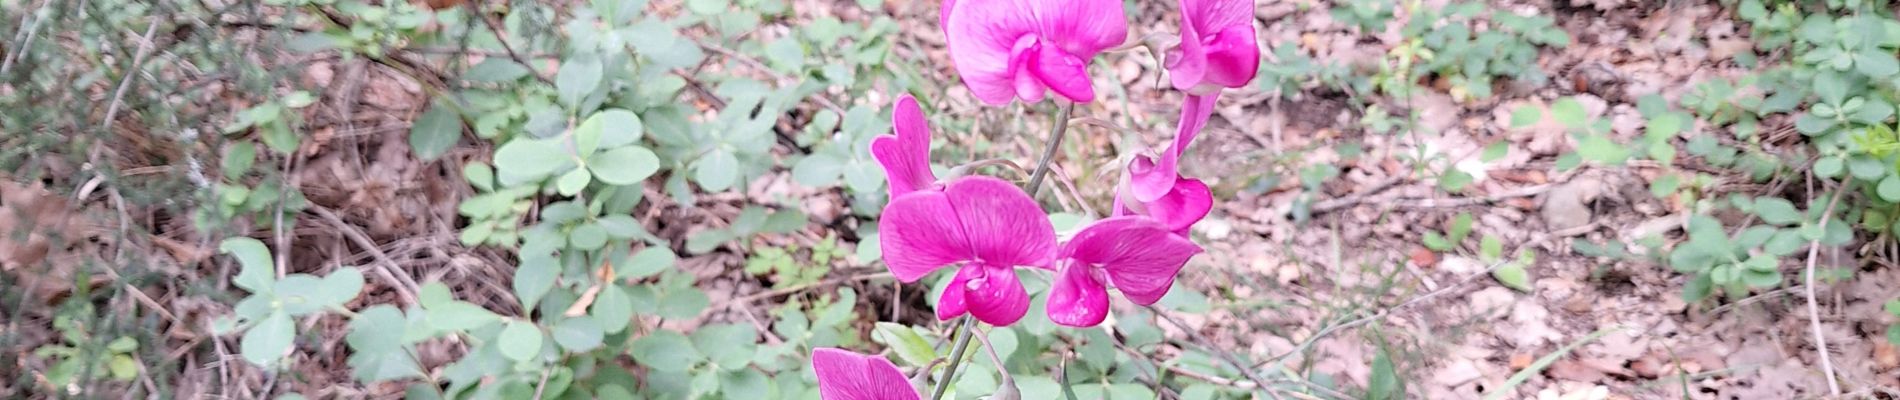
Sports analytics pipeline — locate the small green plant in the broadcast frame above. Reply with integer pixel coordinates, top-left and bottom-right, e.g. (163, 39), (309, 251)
(30, 312), (142, 391)
(1397, 1), (1569, 100)
(1666, 199), (1854, 302)
(1420, 213), (1474, 252)
(1886, 298), (1900, 345)
(744, 234), (848, 289)
(212, 238), (367, 368)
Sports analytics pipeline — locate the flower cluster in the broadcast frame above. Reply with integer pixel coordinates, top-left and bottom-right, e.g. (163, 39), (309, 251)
(818, 0), (1258, 396)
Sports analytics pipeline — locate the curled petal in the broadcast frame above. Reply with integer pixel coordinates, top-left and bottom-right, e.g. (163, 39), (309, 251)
(1030, 43), (1095, 103)
(1128, 94), (1217, 202)
(1032, 0), (1129, 56)
(880, 191), (971, 282)
(812, 348), (923, 400)
(944, 177), (1057, 269)
(935, 265), (976, 320)
(1195, 25), (1259, 91)
(962, 263), (1031, 326)
(1166, 11), (1207, 92)
(1047, 263), (1109, 327)
(1147, 177), (1213, 235)
(1062, 217), (1201, 305)
(946, 0), (1038, 105)
(871, 95), (938, 198)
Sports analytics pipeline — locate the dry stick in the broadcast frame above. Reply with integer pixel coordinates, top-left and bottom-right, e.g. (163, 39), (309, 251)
(1803, 189), (1845, 397)
(472, 4), (553, 85)
(1145, 305), (1286, 400)
(308, 206), (422, 306)
(1259, 221), (1603, 368)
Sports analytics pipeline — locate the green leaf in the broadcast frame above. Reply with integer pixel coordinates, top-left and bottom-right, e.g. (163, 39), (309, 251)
(569, 222), (609, 250)
(498, 321), (545, 362)
(1481, 141), (1509, 162)
(557, 56), (604, 107)
(1650, 173), (1680, 198)
(691, 323), (758, 370)
(464, 162), (496, 192)
(1856, 48), (1900, 78)
(220, 238), (275, 295)
(1850, 155), (1889, 180)
(1815, 72), (1849, 105)
(1421, 232), (1452, 252)
(419, 282), (453, 309)
(1682, 274), (1713, 302)
(1510, 105), (1542, 128)
(465, 58), (531, 82)
(1438, 168), (1473, 192)
(1646, 112), (1685, 138)
(594, 284), (635, 334)
(1741, 269), (1782, 288)
(1880, 175), (1900, 202)
(222, 142), (256, 180)
(242, 311), (294, 368)
(872, 322), (937, 367)
(1368, 346), (1402, 400)
(1753, 197), (1802, 225)
(578, 109), (644, 150)
(514, 253), (559, 311)
(556, 168), (592, 196)
(552, 316), (605, 352)
(1493, 262), (1532, 292)
(494, 138), (574, 181)
(1550, 97), (1586, 128)
(630, 331), (704, 372)
(621, 247), (677, 279)
(588, 146), (661, 185)
(719, 369), (771, 399)
(429, 301), (501, 332)
(1815, 156), (1845, 178)
(763, 38), (806, 71)
(1480, 235), (1504, 261)
(658, 286), (709, 320)
(1447, 213), (1475, 243)
(348, 305), (408, 353)
(791, 153), (845, 187)
(686, 0), (729, 14)
(695, 149), (741, 191)
(410, 102), (463, 161)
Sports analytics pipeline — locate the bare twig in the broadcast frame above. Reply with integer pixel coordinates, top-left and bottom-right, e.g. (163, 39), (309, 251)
(472, 4), (553, 85)
(1260, 222), (1601, 367)
(307, 206), (422, 305)
(100, 18), (162, 134)
(1803, 189), (1845, 397)
(1145, 305), (1286, 400)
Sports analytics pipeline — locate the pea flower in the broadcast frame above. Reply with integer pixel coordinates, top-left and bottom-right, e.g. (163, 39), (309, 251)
(812, 348), (921, 400)
(1167, 0), (1259, 95)
(876, 96), (1057, 327)
(870, 95), (938, 199)
(1046, 217), (1202, 327)
(944, 0), (1128, 105)
(1114, 174), (1213, 236)
(1124, 94), (1217, 203)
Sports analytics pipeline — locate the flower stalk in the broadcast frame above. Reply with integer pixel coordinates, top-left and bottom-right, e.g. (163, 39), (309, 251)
(929, 101), (1075, 400)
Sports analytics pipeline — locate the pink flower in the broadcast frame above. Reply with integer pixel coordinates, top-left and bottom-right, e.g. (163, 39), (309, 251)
(944, 0), (1128, 105)
(1046, 217), (1202, 327)
(1124, 94), (1217, 203)
(1167, 0), (1259, 95)
(870, 95), (938, 199)
(1114, 174), (1213, 236)
(812, 348), (921, 400)
(874, 96), (1056, 327)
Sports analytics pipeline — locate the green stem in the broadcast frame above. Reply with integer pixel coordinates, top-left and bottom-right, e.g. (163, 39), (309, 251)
(929, 316), (977, 400)
(928, 101), (1076, 400)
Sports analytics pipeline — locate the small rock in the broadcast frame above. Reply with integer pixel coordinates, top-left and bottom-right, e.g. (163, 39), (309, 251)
(1411, 247), (1441, 268)
(1433, 359), (1485, 387)
(1509, 353), (1535, 370)
(1469, 286), (1517, 315)
(1876, 342), (1899, 370)
(1439, 255), (1483, 275)
(1541, 176), (1606, 230)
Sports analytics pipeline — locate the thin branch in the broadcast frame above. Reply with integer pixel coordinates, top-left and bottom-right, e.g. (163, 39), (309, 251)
(1802, 188), (1845, 397)
(307, 206), (422, 306)
(1145, 305), (1286, 400)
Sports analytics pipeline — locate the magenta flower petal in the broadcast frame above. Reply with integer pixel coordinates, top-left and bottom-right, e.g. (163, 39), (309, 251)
(812, 348), (923, 400)
(939, 0), (957, 29)
(946, 0), (1127, 105)
(1047, 263), (1109, 327)
(1127, 93), (1217, 202)
(936, 266), (975, 321)
(871, 95), (938, 199)
(1063, 217), (1201, 305)
(960, 262), (1031, 326)
(942, 177), (1057, 269)
(880, 191), (973, 282)
(1169, 0), (1258, 94)
(1147, 177), (1213, 235)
